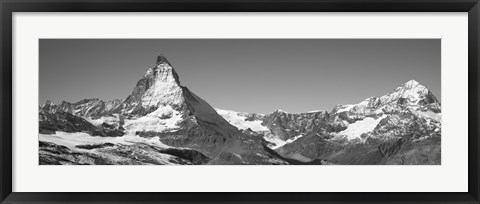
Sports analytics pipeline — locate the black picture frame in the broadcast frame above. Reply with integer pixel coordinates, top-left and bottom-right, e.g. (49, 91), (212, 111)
(1, 0), (479, 203)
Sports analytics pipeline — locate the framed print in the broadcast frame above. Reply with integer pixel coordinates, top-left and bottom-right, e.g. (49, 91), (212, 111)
(1, 0), (479, 203)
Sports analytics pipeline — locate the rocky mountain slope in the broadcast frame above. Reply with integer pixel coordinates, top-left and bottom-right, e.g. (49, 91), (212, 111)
(40, 55), (441, 165)
(216, 80), (441, 164)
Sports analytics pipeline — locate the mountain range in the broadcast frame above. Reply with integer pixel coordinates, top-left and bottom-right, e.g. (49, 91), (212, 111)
(39, 54), (441, 165)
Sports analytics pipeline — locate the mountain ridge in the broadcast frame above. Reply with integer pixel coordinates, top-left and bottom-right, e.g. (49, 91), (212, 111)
(39, 54), (441, 165)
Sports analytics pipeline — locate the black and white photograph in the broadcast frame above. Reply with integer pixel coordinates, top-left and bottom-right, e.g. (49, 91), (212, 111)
(38, 39), (441, 165)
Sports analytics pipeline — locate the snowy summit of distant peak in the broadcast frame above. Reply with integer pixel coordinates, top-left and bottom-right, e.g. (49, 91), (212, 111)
(386, 79), (431, 103)
(402, 79), (421, 88)
(276, 109), (287, 113)
(333, 79), (439, 115)
(394, 79), (427, 93)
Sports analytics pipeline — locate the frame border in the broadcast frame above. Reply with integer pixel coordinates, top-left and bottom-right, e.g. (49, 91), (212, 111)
(1, 0), (479, 203)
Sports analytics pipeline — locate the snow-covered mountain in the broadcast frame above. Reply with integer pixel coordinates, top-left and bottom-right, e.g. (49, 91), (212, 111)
(39, 54), (441, 165)
(332, 79), (440, 116)
(213, 79), (441, 164)
(39, 55), (289, 165)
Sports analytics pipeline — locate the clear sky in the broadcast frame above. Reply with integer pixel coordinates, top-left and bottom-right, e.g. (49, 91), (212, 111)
(39, 39), (440, 114)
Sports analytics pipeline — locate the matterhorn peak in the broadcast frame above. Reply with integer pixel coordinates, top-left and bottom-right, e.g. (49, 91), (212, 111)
(147, 54), (180, 85)
(156, 54), (171, 66)
(118, 55), (185, 114)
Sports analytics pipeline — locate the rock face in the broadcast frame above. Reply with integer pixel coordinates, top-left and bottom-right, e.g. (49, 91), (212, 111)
(115, 54), (185, 115)
(39, 110), (105, 136)
(39, 54), (441, 165)
(262, 110), (329, 141)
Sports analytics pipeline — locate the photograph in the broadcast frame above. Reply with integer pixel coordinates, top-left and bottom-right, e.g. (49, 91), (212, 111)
(38, 39), (441, 165)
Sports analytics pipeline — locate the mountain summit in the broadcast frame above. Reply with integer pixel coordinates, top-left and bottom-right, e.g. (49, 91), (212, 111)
(117, 54), (183, 115)
(402, 79), (421, 88)
(156, 54), (171, 66)
(333, 80), (440, 116)
(387, 79), (440, 107)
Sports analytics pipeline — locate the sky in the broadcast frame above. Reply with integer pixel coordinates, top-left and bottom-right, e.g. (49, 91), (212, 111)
(39, 39), (440, 114)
